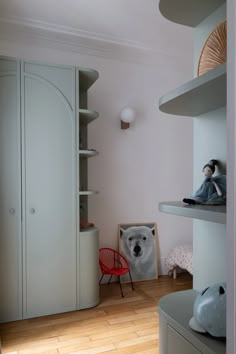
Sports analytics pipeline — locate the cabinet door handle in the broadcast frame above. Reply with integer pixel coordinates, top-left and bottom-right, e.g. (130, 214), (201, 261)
(30, 208), (36, 214)
(9, 208), (15, 215)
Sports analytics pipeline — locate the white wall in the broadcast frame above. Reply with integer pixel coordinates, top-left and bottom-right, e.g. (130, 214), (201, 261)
(0, 37), (193, 274)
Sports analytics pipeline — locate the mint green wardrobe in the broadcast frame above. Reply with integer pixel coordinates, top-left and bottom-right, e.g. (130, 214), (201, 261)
(0, 57), (99, 322)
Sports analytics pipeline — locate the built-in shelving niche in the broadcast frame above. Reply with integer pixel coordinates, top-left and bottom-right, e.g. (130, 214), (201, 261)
(158, 0), (226, 352)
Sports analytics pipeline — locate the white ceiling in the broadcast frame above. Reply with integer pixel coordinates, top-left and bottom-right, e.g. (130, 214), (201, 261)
(0, 0), (193, 58)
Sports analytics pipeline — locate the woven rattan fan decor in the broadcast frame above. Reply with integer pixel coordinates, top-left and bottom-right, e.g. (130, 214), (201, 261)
(198, 20), (227, 76)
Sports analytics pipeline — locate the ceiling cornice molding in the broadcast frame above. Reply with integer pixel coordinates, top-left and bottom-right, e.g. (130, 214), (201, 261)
(0, 16), (186, 66)
(0, 15), (152, 51)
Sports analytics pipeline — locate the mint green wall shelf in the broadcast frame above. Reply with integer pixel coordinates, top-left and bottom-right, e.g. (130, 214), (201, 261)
(159, 0), (225, 27)
(159, 201), (226, 224)
(159, 64), (226, 116)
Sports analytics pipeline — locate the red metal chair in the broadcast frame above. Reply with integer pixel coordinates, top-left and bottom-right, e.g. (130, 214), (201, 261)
(99, 247), (134, 297)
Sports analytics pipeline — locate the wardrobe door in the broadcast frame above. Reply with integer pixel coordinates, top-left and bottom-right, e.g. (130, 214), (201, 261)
(0, 58), (22, 322)
(22, 62), (77, 318)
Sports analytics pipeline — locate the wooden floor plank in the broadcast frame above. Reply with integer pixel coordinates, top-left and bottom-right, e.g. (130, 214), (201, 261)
(0, 274), (192, 354)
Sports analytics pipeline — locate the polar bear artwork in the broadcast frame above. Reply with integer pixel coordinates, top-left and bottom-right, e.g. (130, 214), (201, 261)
(119, 224), (158, 282)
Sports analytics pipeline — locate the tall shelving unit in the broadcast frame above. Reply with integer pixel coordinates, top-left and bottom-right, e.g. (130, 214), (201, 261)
(158, 1), (226, 353)
(77, 68), (100, 309)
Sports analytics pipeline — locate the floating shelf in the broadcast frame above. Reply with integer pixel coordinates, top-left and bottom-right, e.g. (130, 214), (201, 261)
(159, 201), (226, 224)
(79, 68), (99, 91)
(79, 109), (99, 125)
(159, 64), (226, 117)
(159, 0), (225, 27)
(79, 149), (98, 158)
(159, 290), (226, 353)
(79, 190), (99, 196)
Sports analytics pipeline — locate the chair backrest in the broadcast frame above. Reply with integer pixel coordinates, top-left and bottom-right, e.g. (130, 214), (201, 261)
(99, 248), (129, 272)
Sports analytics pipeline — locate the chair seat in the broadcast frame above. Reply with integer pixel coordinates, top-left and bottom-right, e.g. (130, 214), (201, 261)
(103, 267), (129, 276)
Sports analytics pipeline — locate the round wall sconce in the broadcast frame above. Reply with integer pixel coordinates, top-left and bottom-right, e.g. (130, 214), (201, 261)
(120, 107), (136, 129)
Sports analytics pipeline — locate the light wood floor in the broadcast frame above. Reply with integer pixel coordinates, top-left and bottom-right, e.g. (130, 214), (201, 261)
(0, 274), (192, 354)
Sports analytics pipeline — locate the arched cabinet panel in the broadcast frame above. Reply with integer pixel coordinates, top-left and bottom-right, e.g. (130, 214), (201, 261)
(22, 68), (77, 317)
(0, 58), (22, 322)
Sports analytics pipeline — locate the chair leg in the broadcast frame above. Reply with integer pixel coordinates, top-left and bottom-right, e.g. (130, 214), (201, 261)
(108, 275), (113, 284)
(129, 270), (134, 291)
(119, 276), (124, 297)
(99, 273), (104, 284)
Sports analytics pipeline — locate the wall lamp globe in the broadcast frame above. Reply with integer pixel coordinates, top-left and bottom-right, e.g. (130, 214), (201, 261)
(120, 107), (136, 129)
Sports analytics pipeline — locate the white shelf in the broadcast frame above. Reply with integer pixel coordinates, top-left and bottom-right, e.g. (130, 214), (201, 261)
(159, 201), (226, 224)
(79, 190), (99, 196)
(159, 0), (225, 27)
(79, 109), (99, 125)
(79, 150), (98, 158)
(159, 64), (226, 117)
(79, 68), (99, 91)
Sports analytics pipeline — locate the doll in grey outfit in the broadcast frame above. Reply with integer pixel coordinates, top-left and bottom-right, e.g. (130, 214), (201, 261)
(183, 159), (226, 205)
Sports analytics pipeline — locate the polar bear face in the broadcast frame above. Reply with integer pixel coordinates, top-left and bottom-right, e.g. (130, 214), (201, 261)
(120, 226), (155, 260)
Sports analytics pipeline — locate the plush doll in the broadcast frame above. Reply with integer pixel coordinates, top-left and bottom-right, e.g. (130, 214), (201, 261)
(183, 159), (226, 205)
(189, 282), (226, 337)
